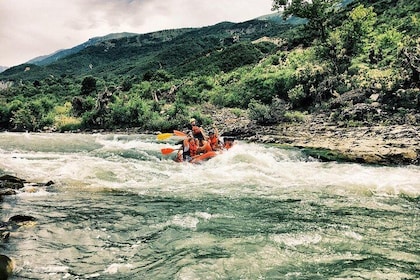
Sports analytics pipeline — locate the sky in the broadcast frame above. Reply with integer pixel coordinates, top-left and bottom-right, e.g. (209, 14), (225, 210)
(0, 0), (275, 67)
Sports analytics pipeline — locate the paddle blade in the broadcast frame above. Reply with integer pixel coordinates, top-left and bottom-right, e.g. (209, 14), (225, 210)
(173, 130), (187, 137)
(161, 148), (176, 155)
(157, 133), (173, 141)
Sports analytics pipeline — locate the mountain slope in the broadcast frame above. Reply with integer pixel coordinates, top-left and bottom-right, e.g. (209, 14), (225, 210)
(26, 32), (140, 66)
(0, 17), (294, 81)
(0, 66), (8, 73)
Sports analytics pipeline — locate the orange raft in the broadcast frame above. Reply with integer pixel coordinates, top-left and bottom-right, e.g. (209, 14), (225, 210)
(159, 132), (234, 163)
(189, 151), (218, 164)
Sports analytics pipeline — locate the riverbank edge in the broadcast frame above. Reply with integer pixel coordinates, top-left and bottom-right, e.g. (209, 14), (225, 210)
(79, 121), (419, 166)
(1, 119), (418, 166)
(228, 121), (420, 166)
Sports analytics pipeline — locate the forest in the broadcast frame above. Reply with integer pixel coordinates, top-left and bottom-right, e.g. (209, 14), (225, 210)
(0, 0), (418, 133)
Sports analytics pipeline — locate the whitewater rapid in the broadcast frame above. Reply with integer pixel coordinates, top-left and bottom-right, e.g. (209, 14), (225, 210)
(0, 132), (418, 279)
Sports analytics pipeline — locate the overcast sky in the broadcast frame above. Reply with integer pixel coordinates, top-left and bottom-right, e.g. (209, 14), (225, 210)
(0, 0), (275, 67)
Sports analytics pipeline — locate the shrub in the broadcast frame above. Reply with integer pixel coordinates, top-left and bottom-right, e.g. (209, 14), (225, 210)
(55, 116), (82, 131)
(248, 98), (289, 125)
(288, 85), (307, 108)
(284, 111), (308, 122)
(248, 100), (272, 125)
(0, 102), (11, 129)
(10, 107), (35, 131)
(81, 76), (97, 95)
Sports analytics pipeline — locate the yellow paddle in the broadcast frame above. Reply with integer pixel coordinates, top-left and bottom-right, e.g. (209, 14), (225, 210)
(156, 133), (173, 141)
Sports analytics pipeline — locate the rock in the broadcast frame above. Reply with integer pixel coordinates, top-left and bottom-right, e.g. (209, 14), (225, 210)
(8, 215), (36, 223)
(0, 175), (25, 190)
(0, 255), (14, 279)
(44, 180), (55, 186)
(369, 94), (380, 102)
(340, 103), (382, 122)
(1, 231), (10, 241)
(0, 189), (17, 196)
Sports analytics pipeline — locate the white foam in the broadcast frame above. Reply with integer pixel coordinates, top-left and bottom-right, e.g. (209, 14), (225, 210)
(1, 133), (419, 198)
(270, 233), (323, 247)
(104, 263), (134, 274)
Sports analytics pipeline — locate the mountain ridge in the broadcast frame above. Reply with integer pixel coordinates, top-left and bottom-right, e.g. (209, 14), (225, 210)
(0, 14), (293, 81)
(19, 13), (294, 70)
(25, 32), (141, 66)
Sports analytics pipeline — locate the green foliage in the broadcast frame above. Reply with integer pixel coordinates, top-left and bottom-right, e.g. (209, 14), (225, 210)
(216, 43), (263, 72)
(81, 76), (97, 95)
(6, 98), (55, 131)
(0, 1), (419, 131)
(272, 0), (342, 40)
(284, 110), (308, 122)
(254, 41), (279, 54)
(174, 42), (264, 76)
(373, 28), (404, 67)
(176, 80), (210, 105)
(189, 112), (212, 127)
(319, 4), (377, 74)
(143, 69), (173, 82)
(288, 84), (307, 108)
(10, 107), (35, 131)
(106, 96), (151, 128)
(71, 96), (95, 117)
(243, 76), (279, 104)
(54, 115), (82, 132)
(248, 98), (289, 125)
(248, 100), (271, 125)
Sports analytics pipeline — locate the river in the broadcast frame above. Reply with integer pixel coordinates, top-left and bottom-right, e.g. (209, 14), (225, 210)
(0, 132), (418, 279)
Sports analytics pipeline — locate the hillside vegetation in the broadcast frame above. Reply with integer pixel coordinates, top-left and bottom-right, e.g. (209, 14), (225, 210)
(0, 0), (419, 133)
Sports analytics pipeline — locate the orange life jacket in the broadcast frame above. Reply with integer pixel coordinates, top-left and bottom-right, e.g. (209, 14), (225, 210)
(189, 139), (198, 157)
(209, 135), (219, 150)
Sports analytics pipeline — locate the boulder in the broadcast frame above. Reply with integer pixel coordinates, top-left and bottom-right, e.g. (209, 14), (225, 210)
(8, 215), (36, 223)
(0, 175), (25, 190)
(0, 255), (14, 279)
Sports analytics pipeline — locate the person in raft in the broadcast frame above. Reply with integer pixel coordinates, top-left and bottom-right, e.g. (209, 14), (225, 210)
(189, 118), (207, 140)
(175, 132), (198, 162)
(197, 137), (212, 154)
(223, 137), (235, 150)
(208, 127), (223, 151)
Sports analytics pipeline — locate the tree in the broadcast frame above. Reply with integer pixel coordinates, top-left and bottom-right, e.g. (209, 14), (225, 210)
(81, 76), (97, 95)
(272, 0), (341, 40)
(321, 5), (377, 74)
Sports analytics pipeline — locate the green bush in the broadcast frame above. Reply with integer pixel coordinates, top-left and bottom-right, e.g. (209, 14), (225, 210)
(10, 107), (35, 131)
(248, 98), (289, 125)
(248, 100), (271, 125)
(288, 85), (307, 108)
(81, 76), (97, 95)
(55, 116), (82, 131)
(284, 111), (308, 122)
(0, 103), (11, 129)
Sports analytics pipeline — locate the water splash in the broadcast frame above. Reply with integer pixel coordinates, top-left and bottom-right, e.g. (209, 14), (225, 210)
(1, 132), (418, 279)
(1, 133), (419, 199)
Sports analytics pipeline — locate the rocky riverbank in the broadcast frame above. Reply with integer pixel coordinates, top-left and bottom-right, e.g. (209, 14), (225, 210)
(207, 107), (419, 166)
(247, 122), (419, 165)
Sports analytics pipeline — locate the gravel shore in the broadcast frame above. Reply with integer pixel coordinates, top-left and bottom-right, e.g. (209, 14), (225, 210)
(209, 107), (419, 165)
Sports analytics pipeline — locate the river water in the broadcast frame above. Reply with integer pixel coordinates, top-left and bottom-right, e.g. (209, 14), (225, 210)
(0, 132), (418, 279)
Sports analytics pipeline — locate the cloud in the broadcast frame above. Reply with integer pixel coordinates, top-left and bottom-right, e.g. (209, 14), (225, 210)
(0, 0), (273, 67)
